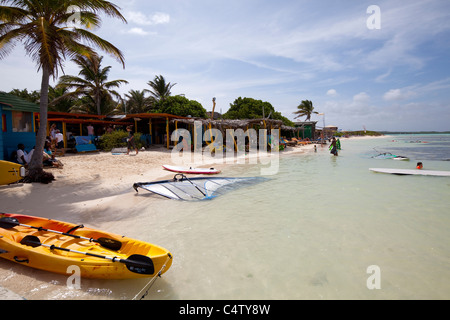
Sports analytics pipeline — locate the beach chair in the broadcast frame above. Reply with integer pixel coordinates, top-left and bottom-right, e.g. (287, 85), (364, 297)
(75, 136), (97, 153)
(283, 137), (299, 147)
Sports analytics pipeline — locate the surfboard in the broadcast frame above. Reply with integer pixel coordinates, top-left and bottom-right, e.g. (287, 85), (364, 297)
(392, 156), (409, 161)
(0, 161), (26, 185)
(369, 168), (450, 177)
(162, 164), (221, 174)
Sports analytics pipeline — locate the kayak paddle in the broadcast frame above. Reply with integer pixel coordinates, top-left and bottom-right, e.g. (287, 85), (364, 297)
(20, 235), (154, 275)
(0, 217), (122, 251)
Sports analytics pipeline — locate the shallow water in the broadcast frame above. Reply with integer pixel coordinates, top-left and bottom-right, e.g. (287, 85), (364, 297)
(1, 135), (449, 299)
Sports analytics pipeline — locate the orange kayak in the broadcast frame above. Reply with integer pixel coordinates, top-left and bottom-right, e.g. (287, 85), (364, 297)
(0, 213), (172, 279)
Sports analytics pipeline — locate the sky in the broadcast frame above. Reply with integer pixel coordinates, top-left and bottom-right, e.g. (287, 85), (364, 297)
(1, 0), (450, 131)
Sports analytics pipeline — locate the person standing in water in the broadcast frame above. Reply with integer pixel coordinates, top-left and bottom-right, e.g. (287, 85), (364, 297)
(330, 137), (338, 156)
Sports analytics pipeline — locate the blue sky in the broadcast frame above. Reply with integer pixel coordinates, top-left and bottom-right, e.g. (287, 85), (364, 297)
(1, 0), (450, 131)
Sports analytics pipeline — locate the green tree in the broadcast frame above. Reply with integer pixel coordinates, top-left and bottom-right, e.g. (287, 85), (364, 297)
(147, 75), (176, 102)
(48, 85), (74, 112)
(224, 97), (274, 119)
(8, 88), (40, 103)
(293, 100), (318, 121)
(224, 97), (294, 126)
(153, 95), (207, 118)
(0, 0), (126, 182)
(124, 89), (153, 114)
(57, 54), (128, 115)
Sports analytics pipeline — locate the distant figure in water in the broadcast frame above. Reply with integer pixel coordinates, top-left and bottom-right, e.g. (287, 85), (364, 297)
(416, 162), (423, 169)
(330, 137), (338, 156)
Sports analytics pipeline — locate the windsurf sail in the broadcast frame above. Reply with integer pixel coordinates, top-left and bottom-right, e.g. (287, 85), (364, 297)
(133, 174), (267, 200)
(371, 149), (409, 161)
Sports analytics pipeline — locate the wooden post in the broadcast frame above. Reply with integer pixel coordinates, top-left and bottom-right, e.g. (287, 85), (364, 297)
(166, 117), (169, 149)
(62, 121), (67, 148)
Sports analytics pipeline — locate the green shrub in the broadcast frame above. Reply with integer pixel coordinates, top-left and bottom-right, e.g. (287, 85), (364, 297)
(99, 130), (143, 151)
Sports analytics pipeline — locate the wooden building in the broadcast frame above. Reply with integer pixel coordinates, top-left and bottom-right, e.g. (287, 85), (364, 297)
(0, 92), (40, 161)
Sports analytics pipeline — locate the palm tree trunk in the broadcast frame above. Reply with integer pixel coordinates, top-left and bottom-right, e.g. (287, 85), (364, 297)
(95, 82), (101, 115)
(96, 92), (101, 115)
(26, 66), (54, 183)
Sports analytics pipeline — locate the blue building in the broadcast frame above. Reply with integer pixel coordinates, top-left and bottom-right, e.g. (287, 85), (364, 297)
(0, 92), (40, 161)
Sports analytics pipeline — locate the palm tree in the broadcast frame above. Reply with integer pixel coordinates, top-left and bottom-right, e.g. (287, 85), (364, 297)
(57, 54), (128, 115)
(293, 100), (318, 121)
(9, 88), (40, 103)
(124, 89), (153, 114)
(48, 85), (74, 112)
(147, 75), (176, 102)
(0, 0), (126, 182)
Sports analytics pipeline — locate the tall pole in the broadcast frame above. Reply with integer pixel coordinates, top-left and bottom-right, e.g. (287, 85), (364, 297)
(207, 97), (216, 148)
(211, 97), (216, 121)
(318, 113), (325, 145)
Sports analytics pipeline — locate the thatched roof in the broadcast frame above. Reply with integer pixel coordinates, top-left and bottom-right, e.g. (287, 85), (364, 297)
(171, 117), (289, 130)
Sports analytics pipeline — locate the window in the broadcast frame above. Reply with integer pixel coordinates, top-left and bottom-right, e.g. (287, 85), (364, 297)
(12, 111), (33, 132)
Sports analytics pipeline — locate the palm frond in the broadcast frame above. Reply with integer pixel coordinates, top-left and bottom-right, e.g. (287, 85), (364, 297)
(74, 27), (124, 67)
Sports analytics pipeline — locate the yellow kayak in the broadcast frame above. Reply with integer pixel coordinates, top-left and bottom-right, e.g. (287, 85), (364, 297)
(0, 213), (172, 279)
(0, 161), (26, 185)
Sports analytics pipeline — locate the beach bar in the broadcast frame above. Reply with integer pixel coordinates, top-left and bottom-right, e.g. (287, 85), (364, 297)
(36, 111), (134, 152)
(37, 112), (191, 151)
(119, 113), (191, 150)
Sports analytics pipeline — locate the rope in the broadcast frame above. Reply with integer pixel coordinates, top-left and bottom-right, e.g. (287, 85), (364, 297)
(132, 254), (172, 300)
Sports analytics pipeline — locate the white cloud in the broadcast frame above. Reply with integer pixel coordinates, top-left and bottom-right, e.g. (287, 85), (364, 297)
(126, 27), (151, 36)
(151, 12), (170, 25)
(353, 92), (370, 104)
(326, 89), (337, 97)
(126, 11), (170, 26)
(375, 69), (392, 83)
(383, 88), (416, 101)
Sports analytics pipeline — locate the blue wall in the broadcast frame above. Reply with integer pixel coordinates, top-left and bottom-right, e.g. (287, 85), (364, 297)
(0, 108), (37, 161)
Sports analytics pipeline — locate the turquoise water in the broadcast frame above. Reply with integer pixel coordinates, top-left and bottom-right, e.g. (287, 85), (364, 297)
(370, 134), (450, 161)
(3, 135), (449, 300)
(130, 134), (450, 300)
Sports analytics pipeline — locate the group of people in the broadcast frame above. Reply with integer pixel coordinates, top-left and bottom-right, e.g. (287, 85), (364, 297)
(16, 139), (63, 169)
(49, 123), (65, 153)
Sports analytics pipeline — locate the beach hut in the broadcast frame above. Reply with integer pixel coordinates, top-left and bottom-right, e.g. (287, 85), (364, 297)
(0, 92), (40, 161)
(293, 121), (318, 140)
(324, 125), (338, 138)
(170, 117), (284, 151)
(35, 111), (134, 152)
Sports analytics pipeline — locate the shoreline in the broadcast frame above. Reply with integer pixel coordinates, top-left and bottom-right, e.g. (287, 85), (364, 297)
(0, 135), (385, 299)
